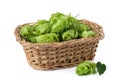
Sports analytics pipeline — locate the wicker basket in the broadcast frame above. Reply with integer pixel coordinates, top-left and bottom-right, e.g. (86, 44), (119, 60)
(14, 19), (104, 70)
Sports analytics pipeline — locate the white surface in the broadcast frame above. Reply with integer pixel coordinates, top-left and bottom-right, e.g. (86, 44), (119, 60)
(0, 0), (120, 84)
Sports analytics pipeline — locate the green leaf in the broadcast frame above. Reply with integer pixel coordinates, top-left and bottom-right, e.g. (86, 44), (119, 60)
(96, 62), (106, 75)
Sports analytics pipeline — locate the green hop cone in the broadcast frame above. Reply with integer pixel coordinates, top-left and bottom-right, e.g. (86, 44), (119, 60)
(79, 22), (91, 32)
(62, 29), (78, 41)
(81, 30), (96, 38)
(36, 33), (59, 43)
(20, 24), (33, 39)
(33, 20), (51, 36)
(50, 12), (69, 34)
(49, 12), (65, 25)
(29, 36), (37, 43)
(51, 20), (66, 33)
(75, 61), (96, 75)
(66, 14), (81, 31)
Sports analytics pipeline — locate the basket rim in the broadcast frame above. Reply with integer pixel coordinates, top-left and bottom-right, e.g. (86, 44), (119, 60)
(14, 19), (104, 46)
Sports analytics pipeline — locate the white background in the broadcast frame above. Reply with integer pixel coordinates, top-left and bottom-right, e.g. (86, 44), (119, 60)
(0, 0), (120, 84)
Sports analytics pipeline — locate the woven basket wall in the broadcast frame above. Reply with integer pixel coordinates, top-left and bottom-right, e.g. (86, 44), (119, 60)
(14, 19), (104, 70)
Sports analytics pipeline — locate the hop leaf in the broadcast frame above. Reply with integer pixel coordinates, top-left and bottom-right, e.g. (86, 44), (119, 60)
(96, 62), (106, 75)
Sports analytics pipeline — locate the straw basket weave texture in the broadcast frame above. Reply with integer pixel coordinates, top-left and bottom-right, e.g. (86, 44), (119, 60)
(14, 19), (104, 70)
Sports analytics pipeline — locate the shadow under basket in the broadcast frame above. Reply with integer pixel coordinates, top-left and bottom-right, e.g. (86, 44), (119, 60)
(14, 19), (104, 70)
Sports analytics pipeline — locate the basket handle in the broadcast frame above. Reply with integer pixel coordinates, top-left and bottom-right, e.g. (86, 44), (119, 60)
(96, 24), (105, 40)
